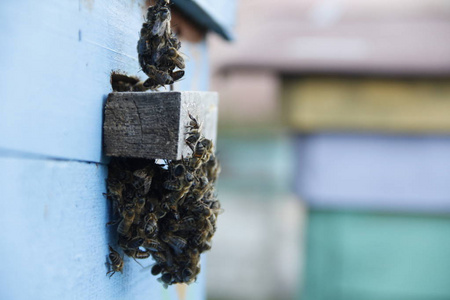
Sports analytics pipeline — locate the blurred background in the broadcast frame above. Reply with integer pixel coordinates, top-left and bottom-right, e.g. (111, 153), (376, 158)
(206, 1), (450, 300)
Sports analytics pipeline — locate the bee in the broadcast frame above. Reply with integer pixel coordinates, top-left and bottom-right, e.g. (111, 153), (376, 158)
(110, 72), (149, 92)
(151, 250), (169, 265)
(179, 249), (201, 283)
(199, 241), (212, 253)
(185, 132), (200, 148)
(105, 180), (124, 199)
(145, 0), (167, 22)
(186, 114), (202, 149)
(199, 139), (213, 162)
(162, 47), (185, 69)
(137, 37), (150, 56)
(145, 238), (164, 252)
(187, 248), (200, 265)
(164, 171), (194, 192)
(190, 201), (210, 217)
(159, 273), (173, 286)
(143, 212), (158, 237)
(204, 154), (221, 183)
(154, 248), (175, 273)
(161, 233), (187, 255)
(164, 185), (193, 207)
(106, 246), (124, 278)
(187, 113), (201, 131)
(168, 33), (181, 49)
(168, 216), (196, 232)
(181, 268), (194, 283)
(193, 139), (206, 159)
(133, 167), (153, 195)
(125, 248), (151, 260)
(106, 180), (125, 214)
(202, 138), (213, 153)
(187, 138), (213, 170)
(210, 200), (224, 216)
(151, 264), (164, 276)
(196, 217), (214, 234)
(171, 70), (184, 82)
(151, 8), (170, 37)
(132, 197), (146, 224)
(138, 0), (184, 90)
(143, 65), (174, 88)
(155, 207), (168, 219)
(117, 206), (135, 236)
(192, 230), (208, 247)
(163, 163), (194, 205)
(126, 237), (145, 250)
(162, 179), (181, 192)
(189, 177), (211, 201)
(191, 187), (208, 205)
(173, 163), (187, 178)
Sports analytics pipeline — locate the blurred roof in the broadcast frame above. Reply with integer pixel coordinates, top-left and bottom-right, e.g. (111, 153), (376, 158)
(172, 0), (236, 40)
(211, 0), (450, 76)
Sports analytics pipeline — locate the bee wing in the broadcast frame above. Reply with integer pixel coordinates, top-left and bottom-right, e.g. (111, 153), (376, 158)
(140, 262), (158, 273)
(213, 208), (225, 215)
(133, 169), (147, 178)
(152, 18), (169, 36)
(143, 178), (152, 195)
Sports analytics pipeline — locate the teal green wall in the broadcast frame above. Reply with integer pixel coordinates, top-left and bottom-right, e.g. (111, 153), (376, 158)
(302, 210), (450, 300)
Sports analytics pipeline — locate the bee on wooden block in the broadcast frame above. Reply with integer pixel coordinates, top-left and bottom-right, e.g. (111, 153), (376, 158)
(186, 113), (202, 149)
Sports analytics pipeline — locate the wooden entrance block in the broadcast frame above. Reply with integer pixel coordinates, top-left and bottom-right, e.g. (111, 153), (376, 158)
(103, 91), (218, 160)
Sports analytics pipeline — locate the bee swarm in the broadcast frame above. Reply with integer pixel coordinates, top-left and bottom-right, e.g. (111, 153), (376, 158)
(106, 114), (221, 286)
(138, 0), (185, 89)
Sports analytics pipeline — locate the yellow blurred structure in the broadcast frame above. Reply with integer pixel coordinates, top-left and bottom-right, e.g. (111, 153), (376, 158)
(282, 77), (450, 133)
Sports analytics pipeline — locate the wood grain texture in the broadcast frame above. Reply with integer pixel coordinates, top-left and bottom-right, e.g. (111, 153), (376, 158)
(104, 91), (218, 160)
(0, 156), (206, 300)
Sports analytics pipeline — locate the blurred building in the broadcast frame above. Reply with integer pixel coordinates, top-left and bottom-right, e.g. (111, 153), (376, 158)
(207, 1), (450, 300)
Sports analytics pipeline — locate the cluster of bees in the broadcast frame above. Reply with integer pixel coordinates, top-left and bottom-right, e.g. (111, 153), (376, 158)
(106, 114), (221, 286)
(110, 72), (149, 92)
(137, 0), (185, 89)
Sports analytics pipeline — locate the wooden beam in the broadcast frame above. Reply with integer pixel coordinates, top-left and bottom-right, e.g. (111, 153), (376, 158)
(103, 91), (218, 160)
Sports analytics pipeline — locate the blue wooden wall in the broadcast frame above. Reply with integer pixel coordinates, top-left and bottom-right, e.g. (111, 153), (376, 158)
(0, 0), (235, 299)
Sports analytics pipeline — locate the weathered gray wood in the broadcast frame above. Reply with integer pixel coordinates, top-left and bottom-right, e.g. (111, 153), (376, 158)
(103, 91), (218, 160)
